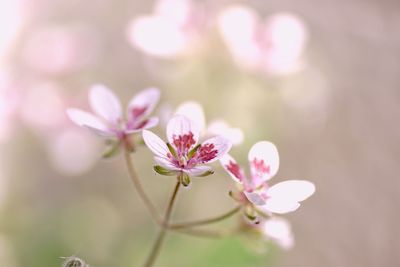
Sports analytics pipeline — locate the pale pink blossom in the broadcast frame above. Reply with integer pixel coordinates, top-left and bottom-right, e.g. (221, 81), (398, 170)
(142, 115), (232, 183)
(175, 101), (244, 145)
(220, 141), (315, 216)
(217, 5), (308, 75)
(67, 85), (160, 140)
(127, 0), (203, 58)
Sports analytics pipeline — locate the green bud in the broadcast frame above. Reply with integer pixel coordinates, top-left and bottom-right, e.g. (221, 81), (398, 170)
(154, 165), (177, 176)
(196, 170), (215, 177)
(244, 205), (258, 223)
(179, 172), (191, 187)
(187, 144), (201, 159)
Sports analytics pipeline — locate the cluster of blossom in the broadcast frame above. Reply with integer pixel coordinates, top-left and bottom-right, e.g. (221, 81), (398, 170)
(127, 0), (308, 75)
(67, 85), (315, 266)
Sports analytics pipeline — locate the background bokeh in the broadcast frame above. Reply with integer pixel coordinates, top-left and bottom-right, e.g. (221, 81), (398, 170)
(1, 0), (399, 266)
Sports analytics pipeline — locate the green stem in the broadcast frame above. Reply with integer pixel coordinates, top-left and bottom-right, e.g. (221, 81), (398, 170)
(142, 181), (181, 267)
(124, 149), (161, 224)
(167, 206), (241, 230)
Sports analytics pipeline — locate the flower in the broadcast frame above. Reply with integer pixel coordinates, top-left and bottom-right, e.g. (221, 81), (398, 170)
(220, 141), (315, 220)
(217, 5), (308, 75)
(261, 217), (294, 250)
(175, 101), (244, 145)
(66, 84), (160, 140)
(142, 115), (232, 186)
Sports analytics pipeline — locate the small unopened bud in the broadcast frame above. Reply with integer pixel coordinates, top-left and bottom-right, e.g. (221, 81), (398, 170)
(244, 205), (259, 224)
(61, 256), (90, 267)
(179, 172), (191, 187)
(154, 165), (177, 176)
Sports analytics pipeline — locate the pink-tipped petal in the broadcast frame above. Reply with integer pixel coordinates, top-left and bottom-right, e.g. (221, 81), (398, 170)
(128, 87), (160, 121)
(248, 141), (280, 184)
(219, 154), (246, 184)
(66, 108), (114, 137)
(126, 117), (159, 133)
(89, 84), (122, 123)
(142, 130), (169, 158)
(175, 101), (206, 132)
(197, 136), (232, 163)
(166, 115), (199, 147)
(184, 165), (213, 177)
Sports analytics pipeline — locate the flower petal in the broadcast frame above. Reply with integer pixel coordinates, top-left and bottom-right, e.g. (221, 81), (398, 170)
(154, 156), (180, 171)
(206, 119), (244, 146)
(89, 84), (122, 123)
(219, 154), (246, 184)
(248, 141), (279, 185)
(66, 108), (114, 137)
(261, 180), (315, 214)
(244, 191), (267, 205)
(142, 130), (169, 158)
(166, 115), (199, 148)
(175, 101), (206, 132)
(184, 165), (213, 177)
(197, 136), (232, 163)
(126, 117), (159, 133)
(128, 87), (160, 121)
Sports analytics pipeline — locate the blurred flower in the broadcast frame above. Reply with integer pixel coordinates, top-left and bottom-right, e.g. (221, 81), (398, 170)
(47, 127), (101, 176)
(20, 81), (66, 131)
(0, 0), (25, 64)
(175, 101), (244, 145)
(127, 0), (204, 58)
(217, 5), (308, 75)
(220, 141), (315, 221)
(0, 71), (20, 142)
(142, 115), (232, 186)
(67, 85), (160, 141)
(22, 25), (100, 75)
(261, 217), (294, 250)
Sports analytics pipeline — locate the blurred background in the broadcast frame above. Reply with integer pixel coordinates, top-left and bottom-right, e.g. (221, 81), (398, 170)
(1, 0), (399, 266)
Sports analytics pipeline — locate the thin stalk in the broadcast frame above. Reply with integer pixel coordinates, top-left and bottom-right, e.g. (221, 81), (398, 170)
(167, 206), (241, 230)
(124, 149), (161, 224)
(142, 181), (181, 267)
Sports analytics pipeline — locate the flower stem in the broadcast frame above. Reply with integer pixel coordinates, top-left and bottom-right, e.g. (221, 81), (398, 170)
(142, 181), (181, 267)
(124, 149), (161, 224)
(167, 206), (241, 230)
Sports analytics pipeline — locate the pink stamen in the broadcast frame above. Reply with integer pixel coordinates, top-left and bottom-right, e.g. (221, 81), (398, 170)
(131, 106), (148, 118)
(196, 143), (217, 163)
(173, 132), (196, 156)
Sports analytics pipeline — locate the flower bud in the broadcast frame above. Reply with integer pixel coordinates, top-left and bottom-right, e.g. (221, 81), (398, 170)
(179, 172), (191, 187)
(154, 165), (177, 176)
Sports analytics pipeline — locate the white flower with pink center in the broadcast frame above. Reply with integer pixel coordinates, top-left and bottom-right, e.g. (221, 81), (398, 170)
(220, 141), (315, 216)
(143, 115), (232, 185)
(66, 84), (160, 140)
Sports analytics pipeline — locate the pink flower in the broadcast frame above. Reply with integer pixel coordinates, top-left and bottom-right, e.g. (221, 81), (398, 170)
(220, 141), (315, 217)
(142, 115), (232, 186)
(261, 217), (294, 250)
(67, 84), (160, 140)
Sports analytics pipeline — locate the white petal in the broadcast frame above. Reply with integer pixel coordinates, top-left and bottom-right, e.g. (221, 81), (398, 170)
(89, 84), (122, 123)
(175, 101), (206, 132)
(166, 115), (199, 146)
(219, 154), (245, 184)
(184, 165), (213, 177)
(261, 198), (300, 214)
(128, 87), (160, 121)
(66, 108), (114, 137)
(268, 180), (315, 202)
(197, 136), (232, 163)
(154, 156), (180, 170)
(142, 130), (169, 158)
(248, 141), (280, 184)
(206, 119), (244, 145)
(244, 191), (266, 206)
(261, 180), (315, 214)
